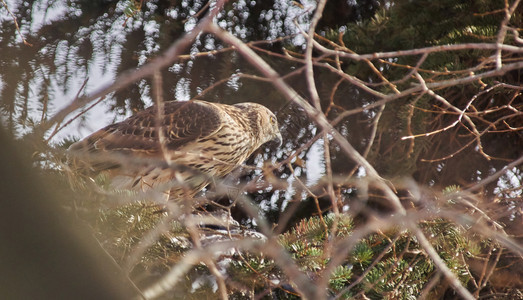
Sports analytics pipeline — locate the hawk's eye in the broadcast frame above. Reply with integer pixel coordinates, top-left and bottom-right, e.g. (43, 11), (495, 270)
(270, 116), (276, 124)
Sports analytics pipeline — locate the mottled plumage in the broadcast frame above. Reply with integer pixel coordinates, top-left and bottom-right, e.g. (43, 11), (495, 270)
(69, 100), (282, 199)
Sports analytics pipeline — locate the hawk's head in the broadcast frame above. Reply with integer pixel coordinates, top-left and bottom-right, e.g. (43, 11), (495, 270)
(233, 102), (282, 148)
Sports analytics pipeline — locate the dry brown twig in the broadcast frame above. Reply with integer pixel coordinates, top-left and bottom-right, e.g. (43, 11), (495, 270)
(1, 0), (33, 46)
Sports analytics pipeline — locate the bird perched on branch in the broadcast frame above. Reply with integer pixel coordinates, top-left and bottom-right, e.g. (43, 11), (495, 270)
(68, 100), (282, 200)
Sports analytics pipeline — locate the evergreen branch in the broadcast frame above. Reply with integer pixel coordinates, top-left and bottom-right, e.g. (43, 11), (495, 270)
(142, 239), (262, 299)
(333, 235), (401, 299)
(410, 225), (475, 300)
(34, 0), (227, 139)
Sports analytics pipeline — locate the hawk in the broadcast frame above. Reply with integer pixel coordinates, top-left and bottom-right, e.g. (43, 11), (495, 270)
(69, 100), (282, 200)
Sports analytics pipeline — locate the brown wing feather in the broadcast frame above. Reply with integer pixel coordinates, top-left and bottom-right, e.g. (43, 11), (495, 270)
(69, 100), (223, 170)
(162, 100), (223, 150)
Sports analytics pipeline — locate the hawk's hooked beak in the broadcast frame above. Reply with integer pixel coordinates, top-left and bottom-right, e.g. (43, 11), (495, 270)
(273, 132), (283, 147)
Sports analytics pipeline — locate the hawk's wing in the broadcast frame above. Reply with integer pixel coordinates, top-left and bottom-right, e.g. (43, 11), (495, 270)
(69, 100), (223, 170)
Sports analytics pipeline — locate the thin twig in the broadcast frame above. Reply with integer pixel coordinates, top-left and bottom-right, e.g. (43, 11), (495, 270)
(1, 0), (33, 46)
(314, 41), (523, 61)
(45, 78), (91, 143)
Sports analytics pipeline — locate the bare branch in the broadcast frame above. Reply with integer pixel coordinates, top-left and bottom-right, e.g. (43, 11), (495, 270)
(313, 41), (523, 61)
(493, 0), (522, 69)
(207, 23), (406, 216)
(465, 155), (523, 192)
